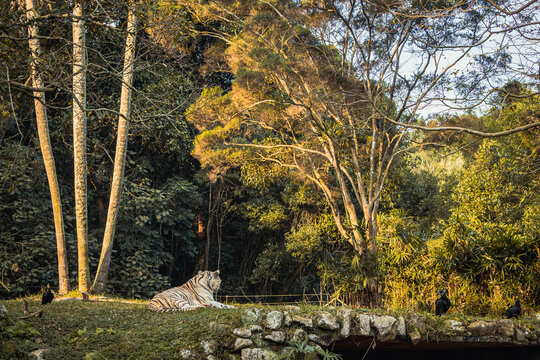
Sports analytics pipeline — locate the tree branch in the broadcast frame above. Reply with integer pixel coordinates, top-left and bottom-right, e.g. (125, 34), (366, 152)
(386, 118), (540, 138)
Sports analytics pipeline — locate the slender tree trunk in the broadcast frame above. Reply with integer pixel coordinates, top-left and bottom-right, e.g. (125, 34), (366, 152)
(72, 0), (90, 292)
(197, 213), (206, 260)
(204, 183), (213, 271)
(192, 214), (205, 276)
(25, 0), (69, 294)
(204, 214), (213, 271)
(216, 215), (223, 270)
(92, 2), (137, 294)
(197, 213), (205, 245)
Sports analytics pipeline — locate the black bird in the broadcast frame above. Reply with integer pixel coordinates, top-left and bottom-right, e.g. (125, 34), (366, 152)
(41, 285), (54, 305)
(505, 299), (521, 319)
(435, 289), (451, 316)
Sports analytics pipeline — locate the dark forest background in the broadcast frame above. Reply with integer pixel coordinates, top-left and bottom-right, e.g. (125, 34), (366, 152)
(0, 0), (538, 315)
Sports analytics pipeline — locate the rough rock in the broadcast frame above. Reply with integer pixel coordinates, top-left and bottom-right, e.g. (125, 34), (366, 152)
(409, 327), (422, 345)
(234, 338), (254, 351)
(226, 310), (539, 354)
(448, 336), (466, 343)
(241, 348), (279, 360)
(201, 340), (217, 355)
(179, 349), (193, 359)
(242, 308), (261, 326)
(444, 320), (466, 333)
(314, 311), (339, 330)
(308, 333), (334, 347)
(233, 327), (252, 338)
(287, 328), (307, 344)
(397, 316), (406, 337)
(210, 322), (231, 336)
(408, 314), (426, 334)
(493, 336), (513, 344)
(353, 314), (371, 336)
(264, 331), (286, 344)
(515, 328), (526, 342)
(29, 349), (50, 360)
(265, 311), (283, 330)
(250, 325), (263, 334)
(372, 315), (397, 341)
(337, 308), (352, 338)
(497, 319), (515, 337)
(283, 311), (292, 327)
(526, 331), (537, 342)
(252, 334), (266, 348)
(468, 321), (497, 336)
(292, 315), (313, 329)
(466, 336), (498, 343)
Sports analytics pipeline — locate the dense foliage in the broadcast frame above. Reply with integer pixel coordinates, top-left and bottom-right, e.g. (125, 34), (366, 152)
(0, 0), (538, 314)
(380, 93), (540, 314)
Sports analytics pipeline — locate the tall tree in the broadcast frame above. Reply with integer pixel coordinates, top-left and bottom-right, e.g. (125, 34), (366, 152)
(1, 0), (202, 298)
(92, 1), (138, 294)
(25, 0), (69, 294)
(186, 0), (539, 303)
(72, 0), (90, 292)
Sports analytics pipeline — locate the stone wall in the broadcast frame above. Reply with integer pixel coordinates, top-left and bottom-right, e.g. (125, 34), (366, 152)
(195, 306), (540, 359)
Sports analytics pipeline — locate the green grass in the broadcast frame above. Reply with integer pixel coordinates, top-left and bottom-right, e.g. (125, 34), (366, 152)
(2, 297), (538, 359)
(1, 297), (243, 360)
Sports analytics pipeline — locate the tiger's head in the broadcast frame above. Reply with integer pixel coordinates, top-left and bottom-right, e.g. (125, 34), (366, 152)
(198, 270), (222, 292)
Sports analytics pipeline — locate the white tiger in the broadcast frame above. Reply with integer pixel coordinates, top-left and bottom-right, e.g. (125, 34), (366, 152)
(148, 270), (234, 312)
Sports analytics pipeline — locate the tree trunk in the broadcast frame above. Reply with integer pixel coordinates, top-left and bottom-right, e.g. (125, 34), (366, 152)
(25, 0), (69, 295)
(92, 2), (137, 294)
(274, 262), (304, 303)
(197, 213), (205, 242)
(204, 214), (213, 271)
(363, 207), (381, 306)
(72, 0), (90, 292)
(216, 214), (223, 270)
(204, 183), (213, 271)
(192, 252), (205, 276)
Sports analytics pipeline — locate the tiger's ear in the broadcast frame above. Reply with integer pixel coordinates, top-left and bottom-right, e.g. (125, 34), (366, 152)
(198, 271), (203, 275)
(213, 270), (220, 277)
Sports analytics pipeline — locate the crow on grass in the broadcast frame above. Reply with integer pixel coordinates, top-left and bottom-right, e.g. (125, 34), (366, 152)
(41, 285), (54, 305)
(505, 299), (521, 319)
(435, 289), (451, 316)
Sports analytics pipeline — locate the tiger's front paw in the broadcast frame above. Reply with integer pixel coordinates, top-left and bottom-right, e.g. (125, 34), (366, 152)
(216, 303), (235, 309)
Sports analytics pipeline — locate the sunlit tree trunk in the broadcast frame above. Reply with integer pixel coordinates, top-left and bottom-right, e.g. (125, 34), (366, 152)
(25, 0), (69, 294)
(204, 182), (213, 271)
(92, 2), (137, 294)
(72, 0), (90, 292)
(216, 203), (224, 270)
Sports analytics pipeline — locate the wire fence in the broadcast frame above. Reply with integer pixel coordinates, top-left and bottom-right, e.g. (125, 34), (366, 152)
(3, 285), (340, 307)
(216, 293), (332, 306)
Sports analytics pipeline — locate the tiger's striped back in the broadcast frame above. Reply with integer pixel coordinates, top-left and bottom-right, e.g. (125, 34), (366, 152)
(149, 270), (221, 312)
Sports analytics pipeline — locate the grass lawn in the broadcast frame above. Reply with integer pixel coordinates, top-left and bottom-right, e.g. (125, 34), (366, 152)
(2, 296), (539, 359)
(1, 296), (243, 359)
